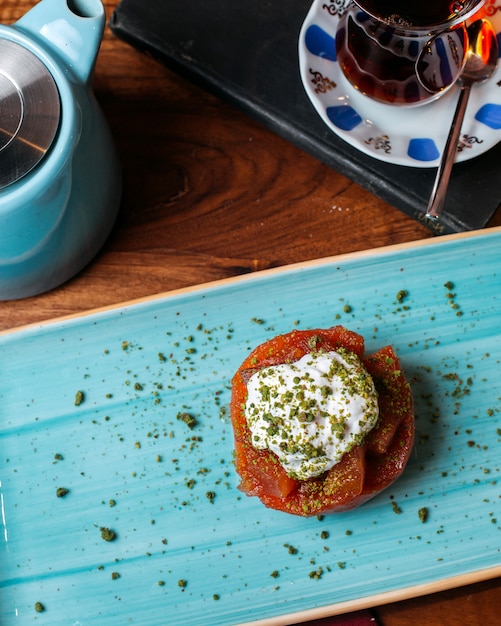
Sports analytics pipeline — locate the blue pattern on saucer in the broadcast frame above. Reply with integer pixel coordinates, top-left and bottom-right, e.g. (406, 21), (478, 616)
(476, 104), (501, 130)
(326, 105), (362, 131)
(408, 138), (440, 162)
(305, 25), (336, 62)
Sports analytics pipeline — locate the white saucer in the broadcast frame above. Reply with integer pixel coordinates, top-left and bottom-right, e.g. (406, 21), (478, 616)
(298, 0), (501, 167)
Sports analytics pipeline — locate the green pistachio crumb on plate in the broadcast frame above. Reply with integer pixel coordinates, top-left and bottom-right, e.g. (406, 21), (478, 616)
(391, 501), (402, 515)
(308, 566), (323, 579)
(396, 289), (409, 303)
(283, 543), (298, 555)
(100, 527), (116, 542)
(177, 412), (198, 429)
(251, 318), (265, 325)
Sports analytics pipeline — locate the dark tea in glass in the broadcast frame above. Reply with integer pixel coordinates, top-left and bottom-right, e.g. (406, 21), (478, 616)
(335, 0), (486, 106)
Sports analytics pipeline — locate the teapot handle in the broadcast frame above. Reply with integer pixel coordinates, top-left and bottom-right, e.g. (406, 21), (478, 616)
(15, 0), (105, 84)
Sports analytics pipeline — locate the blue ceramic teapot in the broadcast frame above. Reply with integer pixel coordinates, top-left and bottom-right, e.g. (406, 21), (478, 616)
(0, 0), (121, 300)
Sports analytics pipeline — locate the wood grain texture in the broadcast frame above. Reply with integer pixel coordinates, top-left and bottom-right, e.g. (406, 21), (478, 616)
(1, 1), (500, 624)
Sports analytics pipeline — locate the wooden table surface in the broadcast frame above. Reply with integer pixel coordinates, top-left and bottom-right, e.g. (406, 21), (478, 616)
(1, 1), (500, 624)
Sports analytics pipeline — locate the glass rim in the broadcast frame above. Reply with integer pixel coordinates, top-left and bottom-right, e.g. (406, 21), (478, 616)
(351, 0), (487, 32)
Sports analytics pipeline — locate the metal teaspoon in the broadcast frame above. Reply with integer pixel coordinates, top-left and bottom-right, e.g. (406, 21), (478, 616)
(425, 19), (499, 221)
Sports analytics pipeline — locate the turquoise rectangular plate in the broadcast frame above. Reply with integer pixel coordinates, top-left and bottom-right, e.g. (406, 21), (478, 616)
(1, 230), (501, 625)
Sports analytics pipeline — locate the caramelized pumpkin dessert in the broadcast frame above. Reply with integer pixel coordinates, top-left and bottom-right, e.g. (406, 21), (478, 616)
(230, 326), (414, 516)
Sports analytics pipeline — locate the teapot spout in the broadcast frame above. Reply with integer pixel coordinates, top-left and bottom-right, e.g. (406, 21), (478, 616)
(15, 0), (105, 84)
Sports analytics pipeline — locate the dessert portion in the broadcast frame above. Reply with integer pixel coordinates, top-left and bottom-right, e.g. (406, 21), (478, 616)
(230, 326), (414, 516)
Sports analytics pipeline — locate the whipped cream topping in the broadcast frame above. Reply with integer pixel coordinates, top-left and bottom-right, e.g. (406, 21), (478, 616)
(244, 349), (379, 480)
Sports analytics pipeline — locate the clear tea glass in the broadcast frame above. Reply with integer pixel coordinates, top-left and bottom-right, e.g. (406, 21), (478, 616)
(335, 0), (487, 106)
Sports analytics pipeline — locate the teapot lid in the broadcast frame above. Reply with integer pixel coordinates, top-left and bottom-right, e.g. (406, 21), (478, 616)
(0, 39), (60, 189)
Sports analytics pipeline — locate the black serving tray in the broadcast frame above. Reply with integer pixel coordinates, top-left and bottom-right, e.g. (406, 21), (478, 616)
(110, 0), (501, 234)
